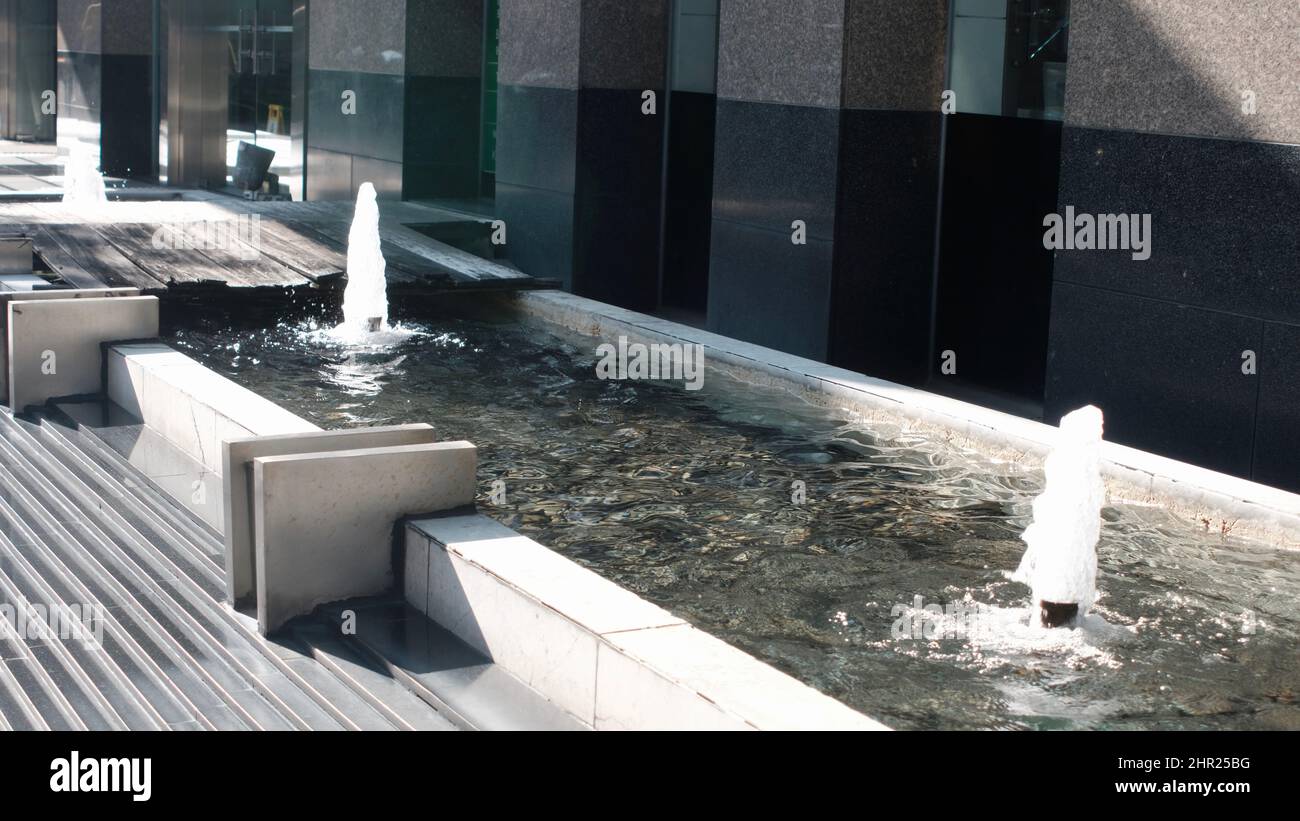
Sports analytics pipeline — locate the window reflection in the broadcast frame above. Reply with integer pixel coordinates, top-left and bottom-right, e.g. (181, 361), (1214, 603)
(950, 0), (1070, 120)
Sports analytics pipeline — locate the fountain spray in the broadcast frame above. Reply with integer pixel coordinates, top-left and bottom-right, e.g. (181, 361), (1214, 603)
(62, 143), (109, 205)
(341, 182), (389, 336)
(1013, 405), (1105, 627)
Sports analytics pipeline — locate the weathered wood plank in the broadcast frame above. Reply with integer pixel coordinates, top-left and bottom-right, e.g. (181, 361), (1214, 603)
(33, 225), (164, 289)
(0, 194), (540, 293)
(94, 222), (250, 286)
(251, 218), (347, 282)
(295, 218), (454, 286)
(381, 221), (528, 282)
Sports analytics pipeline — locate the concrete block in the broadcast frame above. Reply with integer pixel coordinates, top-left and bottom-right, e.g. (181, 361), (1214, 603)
(407, 514), (882, 730)
(404, 529), (430, 614)
(413, 514), (684, 635)
(423, 538), (600, 724)
(594, 641), (752, 731)
(7, 295), (157, 411)
(601, 624), (888, 731)
(254, 441), (476, 634)
(106, 343), (318, 475)
(0, 287), (139, 403)
(222, 424), (438, 606)
(98, 423), (225, 531)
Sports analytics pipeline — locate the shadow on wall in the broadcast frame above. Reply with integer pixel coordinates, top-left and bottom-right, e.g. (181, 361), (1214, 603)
(1044, 0), (1300, 490)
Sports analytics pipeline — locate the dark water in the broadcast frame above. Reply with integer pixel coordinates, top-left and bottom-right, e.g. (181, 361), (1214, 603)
(171, 299), (1300, 730)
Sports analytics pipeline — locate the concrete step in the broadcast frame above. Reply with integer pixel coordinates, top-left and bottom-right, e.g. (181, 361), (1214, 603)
(0, 447), (285, 729)
(32, 415), (224, 587)
(0, 541), (165, 729)
(290, 622), (458, 732)
(0, 412), (338, 729)
(318, 600), (588, 732)
(61, 411), (225, 556)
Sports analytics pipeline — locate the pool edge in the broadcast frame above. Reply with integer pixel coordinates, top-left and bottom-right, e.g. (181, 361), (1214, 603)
(512, 289), (1300, 551)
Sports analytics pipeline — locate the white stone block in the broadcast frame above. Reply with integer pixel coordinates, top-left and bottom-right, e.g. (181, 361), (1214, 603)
(404, 529), (430, 614)
(425, 544), (599, 724)
(413, 514), (684, 635)
(407, 514), (885, 729)
(0, 288), (140, 400)
(106, 343), (318, 475)
(7, 296), (157, 411)
(254, 441), (476, 635)
(223, 424), (437, 606)
(601, 624), (888, 731)
(594, 641), (752, 731)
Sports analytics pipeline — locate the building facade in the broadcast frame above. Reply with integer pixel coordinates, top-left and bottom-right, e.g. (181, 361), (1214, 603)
(2, 0), (1297, 493)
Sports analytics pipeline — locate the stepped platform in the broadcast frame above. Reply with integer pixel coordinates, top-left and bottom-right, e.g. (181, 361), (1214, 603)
(0, 404), (581, 731)
(0, 194), (549, 295)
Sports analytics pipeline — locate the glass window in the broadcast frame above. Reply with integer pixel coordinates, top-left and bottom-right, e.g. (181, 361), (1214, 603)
(950, 0), (1070, 120)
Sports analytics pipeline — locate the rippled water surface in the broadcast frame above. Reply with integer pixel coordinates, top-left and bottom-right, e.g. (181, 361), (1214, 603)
(171, 299), (1300, 730)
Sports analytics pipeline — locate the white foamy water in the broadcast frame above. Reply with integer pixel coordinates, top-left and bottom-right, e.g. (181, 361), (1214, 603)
(62, 143), (108, 205)
(335, 182), (393, 339)
(1014, 405), (1105, 619)
(315, 182), (421, 347)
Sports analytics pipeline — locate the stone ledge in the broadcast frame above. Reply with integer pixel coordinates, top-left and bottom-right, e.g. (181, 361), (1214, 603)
(515, 289), (1300, 550)
(107, 343), (319, 476)
(256, 442), (476, 635)
(223, 424), (440, 607)
(0, 287), (140, 402)
(8, 295), (158, 411)
(408, 514), (886, 731)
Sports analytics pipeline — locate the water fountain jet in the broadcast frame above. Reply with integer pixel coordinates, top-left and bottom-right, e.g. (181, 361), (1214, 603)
(62, 143), (109, 205)
(1013, 405), (1105, 628)
(340, 182), (389, 337)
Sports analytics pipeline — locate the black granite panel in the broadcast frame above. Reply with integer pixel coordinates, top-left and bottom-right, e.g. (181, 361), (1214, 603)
(711, 98), (840, 242)
(1055, 126), (1300, 324)
(1253, 320), (1300, 493)
(707, 219), (833, 361)
(307, 69), (405, 163)
(830, 108), (942, 387)
(570, 87), (665, 311)
(495, 83), (577, 194)
(403, 75), (483, 199)
(307, 147), (353, 200)
(496, 182), (575, 286)
(661, 90), (717, 313)
(575, 88), (664, 203)
(1045, 283), (1261, 479)
(933, 113), (1062, 398)
(572, 193), (660, 311)
(352, 155), (404, 200)
(100, 53), (153, 179)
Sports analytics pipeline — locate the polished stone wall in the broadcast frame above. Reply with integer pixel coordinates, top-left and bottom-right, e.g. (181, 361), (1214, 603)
(496, 0), (668, 303)
(56, 0), (153, 177)
(708, 0), (947, 372)
(1045, 0), (1300, 490)
(403, 0), (484, 201)
(496, 0), (581, 283)
(306, 0), (408, 199)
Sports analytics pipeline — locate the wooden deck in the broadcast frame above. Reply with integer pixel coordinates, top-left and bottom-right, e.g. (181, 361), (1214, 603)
(0, 195), (541, 293)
